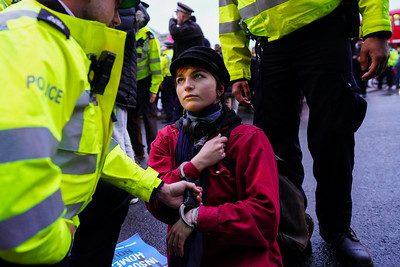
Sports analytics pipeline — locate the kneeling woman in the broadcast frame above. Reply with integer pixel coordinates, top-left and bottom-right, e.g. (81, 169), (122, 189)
(147, 46), (282, 267)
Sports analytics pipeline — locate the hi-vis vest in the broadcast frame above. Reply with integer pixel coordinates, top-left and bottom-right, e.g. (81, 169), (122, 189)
(161, 49), (173, 77)
(388, 48), (399, 67)
(0, 0), (11, 11)
(219, 0), (392, 81)
(136, 26), (163, 94)
(0, 0), (161, 264)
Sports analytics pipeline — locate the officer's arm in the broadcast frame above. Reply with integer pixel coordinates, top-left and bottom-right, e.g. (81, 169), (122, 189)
(101, 139), (201, 208)
(219, 1), (252, 86)
(358, 0), (391, 80)
(169, 17), (183, 38)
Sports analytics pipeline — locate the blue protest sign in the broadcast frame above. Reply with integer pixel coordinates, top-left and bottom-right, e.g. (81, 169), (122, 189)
(113, 234), (167, 267)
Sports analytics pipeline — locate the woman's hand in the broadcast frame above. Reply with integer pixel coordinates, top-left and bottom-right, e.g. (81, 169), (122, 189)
(167, 218), (194, 257)
(191, 134), (228, 172)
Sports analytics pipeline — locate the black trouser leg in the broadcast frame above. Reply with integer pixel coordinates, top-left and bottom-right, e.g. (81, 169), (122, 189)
(255, 6), (365, 232)
(127, 76), (153, 157)
(161, 76), (176, 122)
(68, 180), (131, 267)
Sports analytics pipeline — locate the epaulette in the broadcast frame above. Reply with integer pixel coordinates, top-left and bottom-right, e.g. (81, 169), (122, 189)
(146, 31), (154, 40)
(37, 8), (70, 39)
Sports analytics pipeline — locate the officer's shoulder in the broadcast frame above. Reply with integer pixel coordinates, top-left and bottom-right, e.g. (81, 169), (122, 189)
(1, 7), (70, 38)
(37, 8), (70, 39)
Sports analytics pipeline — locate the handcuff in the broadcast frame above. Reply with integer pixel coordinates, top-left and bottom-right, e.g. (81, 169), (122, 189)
(178, 161), (199, 228)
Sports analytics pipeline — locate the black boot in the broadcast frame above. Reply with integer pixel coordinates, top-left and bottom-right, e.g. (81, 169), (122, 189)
(320, 227), (373, 267)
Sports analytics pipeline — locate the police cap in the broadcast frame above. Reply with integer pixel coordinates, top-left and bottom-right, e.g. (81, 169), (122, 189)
(141, 1), (149, 8)
(176, 2), (194, 14)
(119, 0), (139, 9)
(164, 41), (174, 49)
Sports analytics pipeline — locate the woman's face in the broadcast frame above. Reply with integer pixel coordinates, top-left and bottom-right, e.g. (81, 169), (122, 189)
(175, 66), (222, 113)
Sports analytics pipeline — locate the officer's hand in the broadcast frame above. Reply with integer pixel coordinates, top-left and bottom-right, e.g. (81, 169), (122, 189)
(149, 93), (157, 103)
(232, 81), (253, 109)
(157, 181), (203, 209)
(360, 37), (390, 81)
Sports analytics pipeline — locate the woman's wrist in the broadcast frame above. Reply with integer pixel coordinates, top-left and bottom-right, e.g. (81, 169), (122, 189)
(183, 207), (199, 228)
(179, 204), (195, 228)
(179, 161), (201, 182)
(190, 157), (206, 173)
(179, 161), (189, 180)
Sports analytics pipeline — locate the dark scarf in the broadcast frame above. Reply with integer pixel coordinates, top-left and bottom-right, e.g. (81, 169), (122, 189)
(171, 104), (241, 267)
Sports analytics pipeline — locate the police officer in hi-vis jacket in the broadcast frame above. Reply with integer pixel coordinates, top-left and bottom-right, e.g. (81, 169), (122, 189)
(219, 0), (391, 266)
(0, 0), (201, 266)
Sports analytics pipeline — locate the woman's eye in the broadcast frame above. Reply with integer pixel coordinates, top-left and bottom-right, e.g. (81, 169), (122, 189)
(194, 74), (204, 79)
(176, 78), (184, 84)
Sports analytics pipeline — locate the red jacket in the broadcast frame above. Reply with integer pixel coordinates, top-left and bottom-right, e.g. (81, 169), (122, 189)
(147, 123), (282, 267)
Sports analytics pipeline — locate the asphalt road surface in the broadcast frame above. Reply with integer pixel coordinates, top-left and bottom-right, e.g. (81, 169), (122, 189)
(118, 87), (400, 266)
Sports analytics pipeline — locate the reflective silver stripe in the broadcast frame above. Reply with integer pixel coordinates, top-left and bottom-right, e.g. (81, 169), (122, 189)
(59, 91), (90, 151)
(149, 58), (160, 64)
(64, 202), (84, 220)
(0, 189), (64, 250)
(1, 0), (7, 9)
(0, 127), (58, 164)
(219, 20), (241, 34)
(53, 149), (97, 175)
(219, 0), (233, 7)
(151, 70), (162, 75)
(137, 61), (149, 72)
(239, 0), (288, 20)
(0, 10), (37, 29)
(107, 138), (119, 154)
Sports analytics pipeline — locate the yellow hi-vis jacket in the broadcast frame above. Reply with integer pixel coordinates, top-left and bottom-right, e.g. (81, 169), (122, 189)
(0, 0), (11, 11)
(0, 0), (161, 264)
(219, 0), (392, 81)
(161, 48), (174, 77)
(136, 26), (163, 94)
(388, 48), (399, 67)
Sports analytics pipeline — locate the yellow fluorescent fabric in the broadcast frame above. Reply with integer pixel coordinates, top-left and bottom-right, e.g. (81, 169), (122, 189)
(161, 49), (173, 77)
(0, 0), (162, 264)
(136, 26), (163, 94)
(0, 0), (87, 263)
(101, 143), (162, 202)
(219, 0), (392, 81)
(388, 49), (399, 67)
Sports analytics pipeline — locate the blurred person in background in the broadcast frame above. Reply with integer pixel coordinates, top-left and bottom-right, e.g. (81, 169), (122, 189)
(127, 3), (163, 170)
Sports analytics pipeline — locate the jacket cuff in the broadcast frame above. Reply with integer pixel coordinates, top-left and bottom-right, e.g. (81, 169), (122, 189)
(182, 161), (201, 181)
(363, 31), (392, 40)
(150, 181), (164, 201)
(230, 78), (248, 85)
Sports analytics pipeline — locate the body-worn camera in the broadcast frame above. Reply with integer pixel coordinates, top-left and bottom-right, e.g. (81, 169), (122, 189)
(88, 51), (116, 95)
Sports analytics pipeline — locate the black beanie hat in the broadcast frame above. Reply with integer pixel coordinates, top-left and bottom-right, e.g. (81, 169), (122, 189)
(170, 46), (230, 89)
